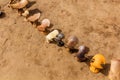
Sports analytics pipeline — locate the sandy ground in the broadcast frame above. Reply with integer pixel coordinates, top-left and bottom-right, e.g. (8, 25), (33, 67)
(0, 0), (120, 80)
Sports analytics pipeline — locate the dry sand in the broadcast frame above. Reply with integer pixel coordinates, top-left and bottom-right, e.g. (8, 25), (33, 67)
(0, 0), (120, 80)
